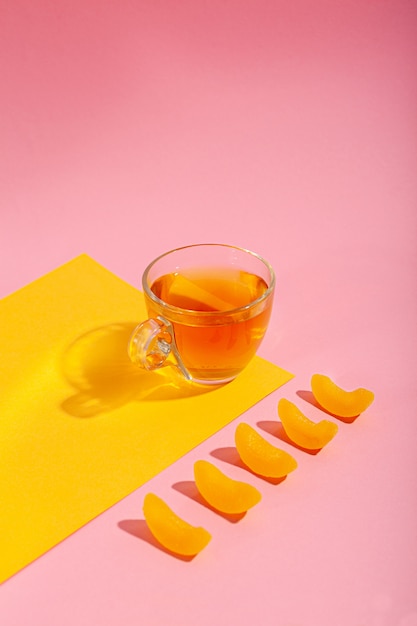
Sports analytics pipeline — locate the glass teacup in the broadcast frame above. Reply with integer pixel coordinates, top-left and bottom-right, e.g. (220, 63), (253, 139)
(128, 244), (275, 385)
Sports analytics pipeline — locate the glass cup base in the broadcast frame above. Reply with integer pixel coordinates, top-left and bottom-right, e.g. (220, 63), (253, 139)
(187, 374), (236, 386)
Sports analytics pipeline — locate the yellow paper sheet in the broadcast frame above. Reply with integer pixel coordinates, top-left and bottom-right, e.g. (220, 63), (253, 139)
(0, 255), (293, 583)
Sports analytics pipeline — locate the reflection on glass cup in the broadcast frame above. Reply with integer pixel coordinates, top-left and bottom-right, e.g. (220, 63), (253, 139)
(128, 244), (275, 385)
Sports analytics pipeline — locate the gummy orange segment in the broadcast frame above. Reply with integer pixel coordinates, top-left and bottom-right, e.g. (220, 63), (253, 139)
(167, 274), (235, 311)
(311, 373), (375, 418)
(194, 460), (262, 514)
(235, 423), (297, 478)
(278, 398), (338, 450)
(143, 493), (211, 556)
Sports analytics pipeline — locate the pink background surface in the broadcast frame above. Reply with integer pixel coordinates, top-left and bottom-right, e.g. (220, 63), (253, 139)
(1, 1), (416, 624)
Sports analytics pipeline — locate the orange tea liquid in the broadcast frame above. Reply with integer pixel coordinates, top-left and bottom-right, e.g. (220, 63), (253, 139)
(148, 268), (273, 383)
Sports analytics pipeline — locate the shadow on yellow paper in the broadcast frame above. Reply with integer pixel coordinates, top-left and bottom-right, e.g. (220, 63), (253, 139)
(61, 322), (212, 418)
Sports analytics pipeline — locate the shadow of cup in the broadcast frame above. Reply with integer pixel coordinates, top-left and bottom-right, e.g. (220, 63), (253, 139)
(61, 322), (214, 418)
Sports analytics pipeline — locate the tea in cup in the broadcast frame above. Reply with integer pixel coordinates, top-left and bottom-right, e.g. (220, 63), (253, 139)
(128, 244), (275, 385)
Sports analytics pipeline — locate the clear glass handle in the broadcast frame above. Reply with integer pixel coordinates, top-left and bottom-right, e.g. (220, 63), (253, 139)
(128, 316), (192, 380)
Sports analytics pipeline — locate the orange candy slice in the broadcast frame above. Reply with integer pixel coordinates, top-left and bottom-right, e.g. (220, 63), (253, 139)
(311, 373), (375, 418)
(278, 398), (338, 450)
(194, 460), (261, 514)
(143, 493), (211, 556)
(235, 423), (297, 479)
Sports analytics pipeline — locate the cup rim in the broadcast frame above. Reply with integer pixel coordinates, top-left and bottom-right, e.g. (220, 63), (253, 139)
(141, 243), (276, 318)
